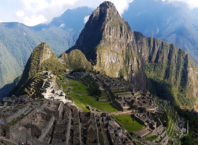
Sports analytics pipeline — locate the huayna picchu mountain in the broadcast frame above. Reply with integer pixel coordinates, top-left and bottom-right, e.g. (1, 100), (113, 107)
(64, 1), (198, 109)
(66, 1), (146, 89)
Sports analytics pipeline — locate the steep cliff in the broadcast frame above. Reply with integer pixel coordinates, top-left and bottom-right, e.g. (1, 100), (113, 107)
(134, 32), (198, 108)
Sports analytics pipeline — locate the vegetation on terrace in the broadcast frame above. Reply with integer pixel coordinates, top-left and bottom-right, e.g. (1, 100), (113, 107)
(113, 115), (145, 133)
(57, 75), (119, 112)
(146, 135), (157, 141)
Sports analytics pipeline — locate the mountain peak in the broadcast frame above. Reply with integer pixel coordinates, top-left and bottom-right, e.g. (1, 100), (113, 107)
(93, 1), (119, 19)
(99, 1), (117, 11)
(68, 1), (128, 63)
(40, 42), (48, 47)
(66, 1), (143, 85)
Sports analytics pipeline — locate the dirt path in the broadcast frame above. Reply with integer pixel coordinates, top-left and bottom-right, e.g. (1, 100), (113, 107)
(110, 110), (135, 116)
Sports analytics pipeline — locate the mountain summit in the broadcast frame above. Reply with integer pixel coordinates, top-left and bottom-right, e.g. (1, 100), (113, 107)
(69, 1), (122, 61)
(68, 1), (143, 84)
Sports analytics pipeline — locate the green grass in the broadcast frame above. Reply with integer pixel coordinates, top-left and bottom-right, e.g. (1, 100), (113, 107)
(100, 91), (108, 98)
(136, 142), (142, 145)
(146, 135), (157, 141)
(175, 90), (196, 110)
(99, 133), (105, 145)
(167, 116), (175, 137)
(14, 105), (25, 110)
(113, 115), (145, 133)
(7, 102), (12, 106)
(58, 77), (119, 113)
(157, 100), (176, 138)
(157, 100), (181, 140)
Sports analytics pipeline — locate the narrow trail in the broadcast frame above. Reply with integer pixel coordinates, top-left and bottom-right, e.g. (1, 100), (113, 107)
(110, 110), (135, 116)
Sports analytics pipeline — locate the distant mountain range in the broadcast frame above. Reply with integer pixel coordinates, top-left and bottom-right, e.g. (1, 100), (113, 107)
(1, 0), (198, 97)
(123, 0), (198, 64)
(0, 7), (92, 96)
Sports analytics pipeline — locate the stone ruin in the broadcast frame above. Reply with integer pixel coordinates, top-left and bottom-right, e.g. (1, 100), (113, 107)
(68, 71), (133, 92)
(112, 90), (157, 112)
(0, 71), (187, 145)
(0, 100), (136, 145)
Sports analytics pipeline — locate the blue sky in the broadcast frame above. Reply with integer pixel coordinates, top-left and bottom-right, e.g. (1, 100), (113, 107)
(0, 0), (197, 26)
(0, 0), (20, 22)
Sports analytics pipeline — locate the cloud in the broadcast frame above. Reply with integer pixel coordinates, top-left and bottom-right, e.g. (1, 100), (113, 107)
(16, 10), (24, 17)
(24, 15), (47, 26)
(2, 0), (198, 26)
(59, 23), (65, 28)
(162, 0), (198, 8)
(15, 0), (133, 26)
(84, 15), (90, 24)
(110, 0), (134, 14)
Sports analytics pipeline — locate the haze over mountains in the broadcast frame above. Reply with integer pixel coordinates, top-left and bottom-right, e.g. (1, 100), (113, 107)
(123, 0), (198, 64)
(1, 0), (198, 98)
